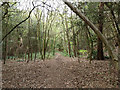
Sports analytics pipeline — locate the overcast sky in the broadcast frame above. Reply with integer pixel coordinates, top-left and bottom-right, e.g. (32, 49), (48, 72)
(17, 0), (65, 12)
(16, 0), (73, 20)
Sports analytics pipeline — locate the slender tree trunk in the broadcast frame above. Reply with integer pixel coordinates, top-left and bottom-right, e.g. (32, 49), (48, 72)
(61, 16), (68, 53)
(3, 25), (8, 63)
(76, 34), (80, 56)
(3, 32), (7, 64)
(34, 23), (38, 62)
(31, 52), (32, 61)
(86, 25), (94, 62)
(65, 16), (71, 57)
(27, 18), (31, 63)
(34, 52), (37, 62)
(53, 37), (56, 56)
(71, 12), (77, 57)
(84, 25), (91, 59)
(3, 5), (9, 64)
(118, 44), (120, 88)
(25, 52), (26, 61)
(118, 3), (120, 88)
(43, 30), (46, 60)
(42, 8), (45, 60)
(97, 2), (104, 60)
(73, 30), (77, 57)
(27, 53), (30, 63)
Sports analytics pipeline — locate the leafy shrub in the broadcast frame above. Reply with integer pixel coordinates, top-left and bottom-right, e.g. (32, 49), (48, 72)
(87, 50), (97, 59)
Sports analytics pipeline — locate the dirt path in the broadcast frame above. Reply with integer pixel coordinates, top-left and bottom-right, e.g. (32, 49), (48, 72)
(2, 53), (118, 88)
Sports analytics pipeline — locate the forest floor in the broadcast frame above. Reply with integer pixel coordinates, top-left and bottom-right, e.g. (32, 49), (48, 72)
(2, 53), (118, 88)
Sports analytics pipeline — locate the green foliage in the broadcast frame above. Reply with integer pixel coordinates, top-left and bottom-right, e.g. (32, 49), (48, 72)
(7, 56), (15, 59)
(46, 52), (55, 59)
(78, 50), (88, 57)
(62, 51), (69, 57)
(79, 50), (88, 53)
(92, 50), (97, 59)
(58, 50), (69, 57)
(87, 50), (97, 60)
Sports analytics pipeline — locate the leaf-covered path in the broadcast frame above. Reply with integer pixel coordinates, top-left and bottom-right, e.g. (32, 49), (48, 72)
(2, 53), (118, 88)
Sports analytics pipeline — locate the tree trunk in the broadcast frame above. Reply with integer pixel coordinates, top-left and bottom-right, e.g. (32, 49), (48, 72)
(65, 15), (71, 57)
(3, 34), (7, 64)
(27, 53), (30, 63)
(73, 29), (77, 57)
(71, 12), (77, 57)
(34, 52), (37, 62)
(85, 25), (94, 62)
(3, 4), (9, 64)
(27, 18), (31, 63)
(118, 3), (120, 88)
(118, 43), (120, 88)
(76, 34), (80, 56)
(85, 25), (91, 59)
(31, 52), (32, 61)
(61, 15), (68, 53)
(25, 52), (26, 61)
(97, 2), (104, 60)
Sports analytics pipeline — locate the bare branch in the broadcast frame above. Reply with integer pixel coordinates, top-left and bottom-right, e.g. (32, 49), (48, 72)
(32, 2), (35, 7)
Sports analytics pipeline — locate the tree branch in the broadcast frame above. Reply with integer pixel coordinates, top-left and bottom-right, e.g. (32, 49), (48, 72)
(0, 4), (41, 43)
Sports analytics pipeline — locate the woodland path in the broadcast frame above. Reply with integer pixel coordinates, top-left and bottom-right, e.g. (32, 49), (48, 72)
(2, 53), (118, 88)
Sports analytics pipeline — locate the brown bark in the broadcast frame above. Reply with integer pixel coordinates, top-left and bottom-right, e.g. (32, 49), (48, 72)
(97, 2), (104, 60)
(117, 3), (120, 88)
(71, 12), (77, 57)
(85, 25), (91, 59)
(85, 25), (94, 62)
(3, 32), (7, 64)
(73, 29), (77, 57)
(34, 52), (37, 62)
(76, 34), (80, 56)
(3, 4), (9, 64)
(25, 52), (26, 61)
(27, 18), (31, 63)
(31, 52), (32, 61)
(61, 14), (68, 53)
(27, 53), (30, 63)
(65, 15), (71, 57)
(118, 44), (120, 88)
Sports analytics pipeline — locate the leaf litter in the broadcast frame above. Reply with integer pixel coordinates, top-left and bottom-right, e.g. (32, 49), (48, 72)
(2, 53), (118, 88)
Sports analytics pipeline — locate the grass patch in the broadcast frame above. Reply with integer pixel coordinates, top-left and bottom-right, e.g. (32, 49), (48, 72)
(79, 50), (88, 53)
